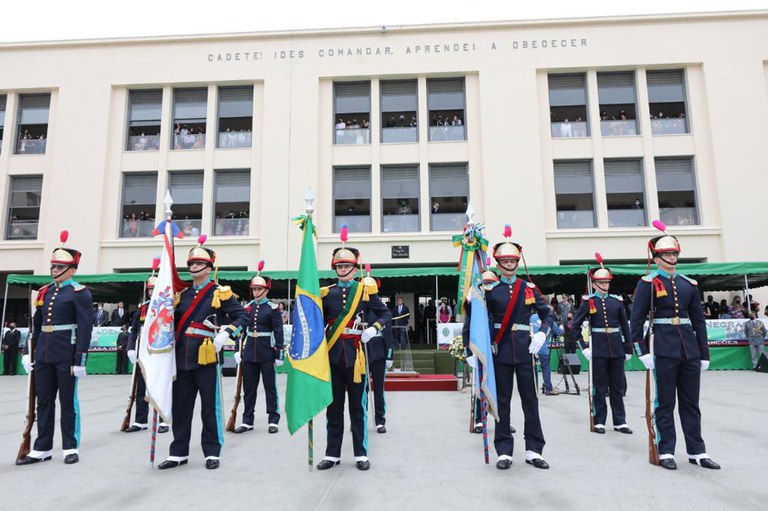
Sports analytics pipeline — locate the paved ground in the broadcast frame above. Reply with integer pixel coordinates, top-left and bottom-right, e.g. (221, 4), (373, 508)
(0, 369), (765, 510)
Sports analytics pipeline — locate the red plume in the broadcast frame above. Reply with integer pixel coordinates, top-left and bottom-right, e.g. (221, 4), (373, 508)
(503, 224), (512, 238)
(486, 256), (492, 267)
(257, 260), (265, 273)
(652, 220), (667, 233)
(151, 257), (161, 271)
(340, 225), (348, 243)
(595, 252), (603, 264)
(197, 234), (207, 245)
(365, 263), (371, 275)
(60, 230), (69, 244)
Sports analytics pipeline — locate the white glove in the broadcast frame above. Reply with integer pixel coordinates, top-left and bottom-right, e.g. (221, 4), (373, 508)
(625, 353), (632, 362)
(234, 352), (242, 365)
(386, 360), (393, 369)
(582, 348), (592, 361)
(22, 354), (33, 373)
(639, 354), (655, 370)
(213, 330), (230, 352)
(361, 327), (378, 344)
(127, 350), (137, 365)
(528, 331), (547, 354)
(700, 360), (710, 371)
(465, 355), (477, 368)
(72, 365), (87, 378)
(275, 359), (284, 367)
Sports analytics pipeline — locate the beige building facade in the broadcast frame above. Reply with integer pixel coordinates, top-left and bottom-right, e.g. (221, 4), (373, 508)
(1, 10), (768, 301)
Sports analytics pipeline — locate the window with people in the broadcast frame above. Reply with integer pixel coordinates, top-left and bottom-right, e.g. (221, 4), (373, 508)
(381, 79), (418, 144)
(554, 160), (596, 228)
(429, 163), (469, 231)
(172, 88), (207, 150)
(120, 172), (157, 238)
(334, 81), (371, 145)
(15, 93), (50, 155)
(381, 165), (420, 232)
(213, 170), (250, 236)
(217, 85), (253, 148)
(427, 77), (466, 141)
(168, 171), (204, 236)
(548, 73), (589, 138)
(655, 157), (698, 226)
(127, 89), (162, 151)
(605, 158), (647, 227)
(647, 69), (689, 135)
(6, 175), (42, 240)
(597, 71), (639, 136)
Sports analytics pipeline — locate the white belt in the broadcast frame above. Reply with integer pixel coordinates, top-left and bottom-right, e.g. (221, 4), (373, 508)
(185, 327), (215, 337)
(592, 327), (618, 333)
(493, 323), (530, 331)
(343, 328), (363, 335)
(246, 331), (272, 337)
(41, 324), (77, 344)
(653, 318), (691, 325)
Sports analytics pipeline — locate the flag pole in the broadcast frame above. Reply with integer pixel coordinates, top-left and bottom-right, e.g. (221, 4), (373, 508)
(150, 408), (158, 468)
(305, 188), (315, 472)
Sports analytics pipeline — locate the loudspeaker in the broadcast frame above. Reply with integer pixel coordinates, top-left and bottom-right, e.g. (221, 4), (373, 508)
(558, 353), (581, 375)
(756, 353), (768, 373)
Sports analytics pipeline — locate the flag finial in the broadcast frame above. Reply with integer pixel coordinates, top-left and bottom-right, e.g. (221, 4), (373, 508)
(305, 187), (315, 214)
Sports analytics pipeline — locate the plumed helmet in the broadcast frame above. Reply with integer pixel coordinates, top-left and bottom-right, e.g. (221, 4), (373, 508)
(50, 230), (81, 268)
(187, 235), (215, 267)
(493, 224), (522, 261)
(590, 252), (613, 281)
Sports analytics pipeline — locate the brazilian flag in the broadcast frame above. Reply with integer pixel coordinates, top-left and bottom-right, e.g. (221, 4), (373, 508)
(285, 213), (333, 435)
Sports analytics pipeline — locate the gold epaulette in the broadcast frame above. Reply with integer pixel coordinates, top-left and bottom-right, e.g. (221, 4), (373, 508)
(361, 276), (378, 302)
(212, 285), (234, 309)
(320, 284), (336, 299)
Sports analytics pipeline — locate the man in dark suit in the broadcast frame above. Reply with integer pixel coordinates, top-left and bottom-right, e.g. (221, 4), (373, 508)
(391, 296), (410, 350)
(115, 324), (130, 374)
(3, 323), (21, 375)
(111, 301), (130, 327)
(93, 303), (109, 326)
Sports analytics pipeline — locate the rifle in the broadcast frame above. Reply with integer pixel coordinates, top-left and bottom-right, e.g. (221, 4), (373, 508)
(121, 287), (146, 431)
(645, 291), (660, 466)
(585, 275), (595, 432)
(226, 333), (245, 432)
(16, 329), (35, 461)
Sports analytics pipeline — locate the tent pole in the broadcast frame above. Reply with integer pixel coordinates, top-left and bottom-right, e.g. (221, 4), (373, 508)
(287, 278), (291, 325)
(434, 275), (439, 349)
(744, 274), (751, 311)
(1, 279), (9, 330)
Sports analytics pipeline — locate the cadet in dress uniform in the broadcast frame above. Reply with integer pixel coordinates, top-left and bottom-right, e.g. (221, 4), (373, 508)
(365, 278), (394, 434)
(158, 237), (248, 471)
(124, 263), (169, 434)
(233, 262), (284, 434)
(570, 257), (633, 435)
(629, 226), (720, 471)
(17, 231), (93, 466)
(462, 229), (551, 470)
(316, 233), (391, 471)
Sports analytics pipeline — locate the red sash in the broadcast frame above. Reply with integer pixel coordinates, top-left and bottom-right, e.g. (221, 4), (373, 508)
(494, 279), (523, 345)
(175, 282), (215, 338)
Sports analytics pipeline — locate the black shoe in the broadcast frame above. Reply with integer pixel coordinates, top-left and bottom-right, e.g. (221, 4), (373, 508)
(356, 460), (371, 471)
(659, 458), (677, 470)
(593, 426), (606, 434)
(614, 426), (633, 434)
(158, 425), (169, 434)
(526, 458), (550, 469)
(233, 425), (253, 434)
(15, 455), (52, 466)
(268, 425), (279, 434)
(64, 453), (79, 465)
(473, 424), (483, 434)
(205, 459), (220, 470)
(690, 458), (721, 470)
(376, 425), (387, 434)
(124, 425), (147, 433)
(157, 459), (188, 470)
(496, 458), (512, 470)
(316, 459), (340, 470)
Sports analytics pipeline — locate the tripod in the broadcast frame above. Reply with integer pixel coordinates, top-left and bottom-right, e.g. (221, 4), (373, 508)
(553, 350), (581, 395)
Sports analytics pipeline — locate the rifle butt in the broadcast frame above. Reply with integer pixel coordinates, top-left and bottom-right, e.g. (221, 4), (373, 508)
(645, 369), (660, 465)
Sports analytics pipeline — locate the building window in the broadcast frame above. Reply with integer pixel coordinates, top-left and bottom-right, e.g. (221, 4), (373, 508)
(334, 82), (370, 145)
(168, 171), (204, 236)
(655, 157), (698, 226)
(647, 70), (689, 135)
(605, 159), (646, 227)
(15, 93), (50, 155)
(554, 160), (595, 228)
(217, 86), (253, 148)
(429, 163), (468, 231)
(172, 88), (207, 150)
(127, 89), (162, 151)
(214, 170), (250, 236)
(6, 176), (42, 240)
(549, 73), (589, 138)
(382, 165), (419, 232)
(427, 78), (465, 141)
(0, 95), (6, 154)
(333, 166), (371, 233)
(381, 80), (418, 144)
(120, 173), (157, 238)
(598, 72), (638, 136)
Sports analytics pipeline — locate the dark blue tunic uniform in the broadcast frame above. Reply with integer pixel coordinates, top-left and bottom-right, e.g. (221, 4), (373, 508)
(236, 298), (284, 426)
(366, 308), (395, 428)
(571, 292), (632, 427)
(630, 269), (709, 457)
(322, 281), (391, 459)
(169, 280), (248, 459)
(28, 279), (93, 454)
(127, 300), (151, 425)
(463, 275), (552, 457)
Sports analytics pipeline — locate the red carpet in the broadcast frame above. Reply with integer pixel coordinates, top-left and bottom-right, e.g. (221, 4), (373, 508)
(384, 374), (458, 391)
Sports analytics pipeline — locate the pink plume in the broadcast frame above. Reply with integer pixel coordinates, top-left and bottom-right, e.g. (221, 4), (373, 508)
(365, 263), (371, 274)
(595, 252), (603, 264)
(258, 260), (265, 272)
(151, 257), (161, 271)
(652, 220), (667, 233)
(340, 225), (348, 243)
(60, 230), (69, 243)
(486, 257), (492, 267)
(197, 234), (207, 245)
(503, 224), (512, 238)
